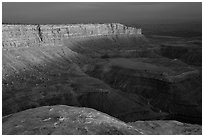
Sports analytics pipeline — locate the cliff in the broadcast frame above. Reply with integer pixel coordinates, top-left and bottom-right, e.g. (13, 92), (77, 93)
(2, 23), (142, 48)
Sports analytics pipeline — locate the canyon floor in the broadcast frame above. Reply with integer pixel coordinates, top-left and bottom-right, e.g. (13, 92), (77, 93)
(2, 31), (202, 134)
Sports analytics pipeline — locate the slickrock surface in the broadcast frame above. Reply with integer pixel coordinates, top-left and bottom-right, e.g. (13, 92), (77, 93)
(2, 105), (142, 135)
(3, 105), (201, 135)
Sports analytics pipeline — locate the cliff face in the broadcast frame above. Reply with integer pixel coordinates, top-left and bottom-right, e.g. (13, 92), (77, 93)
(3, 25), (40, 48)
(2, 23), (142, 48)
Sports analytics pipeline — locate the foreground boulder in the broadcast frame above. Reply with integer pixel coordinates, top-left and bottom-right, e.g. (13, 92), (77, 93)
(3, 105), (201, 135)
(2, 105), (142, 135)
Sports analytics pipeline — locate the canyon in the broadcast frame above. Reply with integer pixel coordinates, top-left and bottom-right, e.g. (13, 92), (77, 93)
(2, 23), (202, 135)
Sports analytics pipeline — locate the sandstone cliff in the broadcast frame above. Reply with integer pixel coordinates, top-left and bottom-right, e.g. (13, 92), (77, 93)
(2, 23), (142, 48)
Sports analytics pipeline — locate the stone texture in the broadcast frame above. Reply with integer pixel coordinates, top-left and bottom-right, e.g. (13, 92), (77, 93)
(2, 105), (142, 135)
(2, 25), (41, 48)
(3, 105), (201, 135)
(2, 23), (142, 48)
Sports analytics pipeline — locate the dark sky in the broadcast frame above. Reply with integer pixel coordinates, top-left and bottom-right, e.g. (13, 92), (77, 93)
(2, 2), (202, 24)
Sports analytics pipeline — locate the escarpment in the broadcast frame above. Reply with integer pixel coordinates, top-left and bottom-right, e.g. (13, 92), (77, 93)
(3, 24), (165, 122)
(3, 23), (142, 48)
(2, 23), (202, 134)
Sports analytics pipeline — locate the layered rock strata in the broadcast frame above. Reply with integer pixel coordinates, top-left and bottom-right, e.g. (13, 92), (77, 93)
(2, 23), (142, 48)
(86, 57), (202, 124)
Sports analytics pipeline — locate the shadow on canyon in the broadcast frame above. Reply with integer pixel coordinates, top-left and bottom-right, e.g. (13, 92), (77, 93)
(2, 34), (202, 125)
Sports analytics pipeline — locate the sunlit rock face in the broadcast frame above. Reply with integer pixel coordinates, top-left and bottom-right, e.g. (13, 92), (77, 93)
(2, 25), (41, 48)
(2, 105), (142, 135)
(2, 23), (141, 48)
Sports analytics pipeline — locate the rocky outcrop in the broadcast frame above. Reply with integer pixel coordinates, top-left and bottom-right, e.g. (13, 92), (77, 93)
(2, 105), (142, 135)
(2, 23), (142, 48)
(3, 105), (201, 135)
